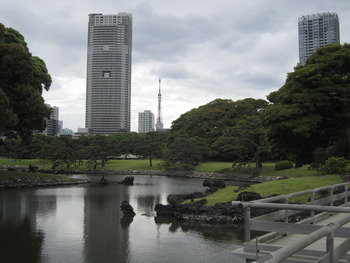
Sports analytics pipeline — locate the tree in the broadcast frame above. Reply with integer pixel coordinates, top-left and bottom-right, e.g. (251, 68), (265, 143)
(0, 23), (51, 141)
(170, 98), (268, 165)
(262, 44), (350, 166)
(85, 135), (119, 169)
(164, 136), (210, 166)
(139, 131), (169, 167)
(42, 137), (74, 170)
(212, 115), (266, 170)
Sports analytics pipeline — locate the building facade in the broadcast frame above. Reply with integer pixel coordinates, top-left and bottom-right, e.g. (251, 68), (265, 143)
(45, 105), (59, 136)
(298, 12), (340, 64)
(85, 13), (132, 134)
(138, 110), (155, 133)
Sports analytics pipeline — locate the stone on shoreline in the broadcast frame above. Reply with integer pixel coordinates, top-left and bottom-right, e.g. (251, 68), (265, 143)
(0, 177), (89, 189)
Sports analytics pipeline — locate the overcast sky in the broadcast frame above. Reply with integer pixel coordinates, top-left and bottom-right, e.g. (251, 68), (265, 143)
(2, 0), (350, 132)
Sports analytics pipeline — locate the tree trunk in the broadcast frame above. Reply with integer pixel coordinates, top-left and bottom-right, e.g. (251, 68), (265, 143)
(149, 152), (153, 167)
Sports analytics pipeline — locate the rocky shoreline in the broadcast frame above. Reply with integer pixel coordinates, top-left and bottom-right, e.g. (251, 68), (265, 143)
(0, 165), (279, 183)
(154, 189), (270, 225)
(0, 177), (89, 189)
(1, 165), (280, 224)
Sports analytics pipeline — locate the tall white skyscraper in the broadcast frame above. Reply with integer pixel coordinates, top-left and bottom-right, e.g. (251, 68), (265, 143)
(85, 13), (132, 134)
(298, 12), (340, 64)
(138, 110), (155, 133)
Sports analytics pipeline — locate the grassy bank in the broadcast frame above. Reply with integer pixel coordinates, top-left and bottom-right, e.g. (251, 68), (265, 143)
(199, 175), (343, 206)
(0, 159), (318, 176)
(0, 170), (71, 180)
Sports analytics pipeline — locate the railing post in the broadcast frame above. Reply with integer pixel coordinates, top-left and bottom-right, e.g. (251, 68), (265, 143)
(326, 232), (334, 263)
(244, 206), (251, 242)
(284, 198), (289, 223)
(330, 187), (334, 206)
(311, 191), (315, 219)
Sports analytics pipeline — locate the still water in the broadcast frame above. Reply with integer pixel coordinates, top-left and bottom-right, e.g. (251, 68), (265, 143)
(0, 174), (245, 263)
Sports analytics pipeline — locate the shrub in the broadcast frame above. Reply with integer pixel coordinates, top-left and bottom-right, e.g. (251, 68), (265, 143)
(275, 160), (294, 171)
(320, 157), (348, 175)
(165, 163), (195, 171)
(216, 168), (232, 174)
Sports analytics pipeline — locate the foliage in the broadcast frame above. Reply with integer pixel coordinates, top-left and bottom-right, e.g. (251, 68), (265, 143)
(320, 157), (348, 175)
(163, 162), (195, 171)
(275, 160), (294, 171)
(0, 132), (169, 170)
(262, 44), (350, 166)
(170, 98), (268, 168)
(0, 23), (52, 141)
(164, 136), (210, 166)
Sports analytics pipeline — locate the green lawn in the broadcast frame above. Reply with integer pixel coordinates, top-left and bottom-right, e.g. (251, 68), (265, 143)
(258, 163), (319, 177)
(195, 175), (343, 206)
(0, 159), (320, 177)
(0, 170), (70, 180)
(194, 162), (233, 172)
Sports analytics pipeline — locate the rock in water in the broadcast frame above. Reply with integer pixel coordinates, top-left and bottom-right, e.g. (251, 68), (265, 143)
(118, 176), (134, 185)
(100, 176), (108, 185)
(120, 200), (136, 216)
(203, 179), (225, 189)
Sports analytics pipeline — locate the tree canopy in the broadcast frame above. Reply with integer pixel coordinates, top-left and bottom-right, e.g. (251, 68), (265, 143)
(262, 43), (350, 166)
(170, 98), (268, 167)
(0, 23), (52, 141)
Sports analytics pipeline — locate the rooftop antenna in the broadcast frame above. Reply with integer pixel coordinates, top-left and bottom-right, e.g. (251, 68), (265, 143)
(155, 78), (164, 131)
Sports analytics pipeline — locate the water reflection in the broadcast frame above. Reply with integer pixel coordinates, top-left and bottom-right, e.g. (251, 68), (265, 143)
(83, 183), (130, 263)
(0, 175), (245, 263)
(0, 190), (45, 263)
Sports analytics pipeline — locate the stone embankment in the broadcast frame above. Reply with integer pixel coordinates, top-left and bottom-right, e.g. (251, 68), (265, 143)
(0, 165), (89, 189)
(1, 165), (278, 183)
(84, 169), (278, 183)
(0, 177), (89, 189)
(154, 191), (273, 225)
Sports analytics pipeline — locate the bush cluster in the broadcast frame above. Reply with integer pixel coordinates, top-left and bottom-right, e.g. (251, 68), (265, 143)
(275, 160), (294, 171)
(164, 163), (195, 171)
(320, 157), (348, 175)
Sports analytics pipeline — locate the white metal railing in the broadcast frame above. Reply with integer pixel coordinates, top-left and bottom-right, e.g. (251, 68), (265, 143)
(232, 182), (350, 263)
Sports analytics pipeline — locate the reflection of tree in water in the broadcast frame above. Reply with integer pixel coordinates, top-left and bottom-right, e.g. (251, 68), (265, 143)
(155, 217), (244, 242)
(137, 195), (161, 216)
(0, 217), (44, 263)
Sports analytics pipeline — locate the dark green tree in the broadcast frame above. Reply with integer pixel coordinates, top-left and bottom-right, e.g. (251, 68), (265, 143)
(85, 135), (119, 169)
(0, 23), (51, 141)
(139, 131), (169, 167)
(262, 44), (350, 166)
(43, 137), (74, 170)
(170, 98), (268, 166)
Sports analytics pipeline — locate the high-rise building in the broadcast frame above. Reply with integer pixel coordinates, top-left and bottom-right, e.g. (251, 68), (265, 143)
(85, 13), (132, 134)
(298, 12), (340, 64)
(45, 105), (59, 136)
(138, 110), (155, 133)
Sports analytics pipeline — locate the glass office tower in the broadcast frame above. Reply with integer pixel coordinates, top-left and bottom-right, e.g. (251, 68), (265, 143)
(86, 13), (132, 134)
(298, 12), (339, 65)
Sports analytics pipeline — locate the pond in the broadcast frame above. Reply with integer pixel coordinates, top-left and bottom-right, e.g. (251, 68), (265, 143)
(0, 174), (245, 263)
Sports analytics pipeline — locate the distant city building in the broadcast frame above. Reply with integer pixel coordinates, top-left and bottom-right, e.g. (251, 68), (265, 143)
(45, 105), (60, 136)
(33, 104), (61, 136)
(58, 120), (63, 134)
(298, 12), (340, 64)
(138, 110), (155, 133)
(85, 13), (132, 135)
(73, 128), (90, 139)
(60, 128), (74, 136)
